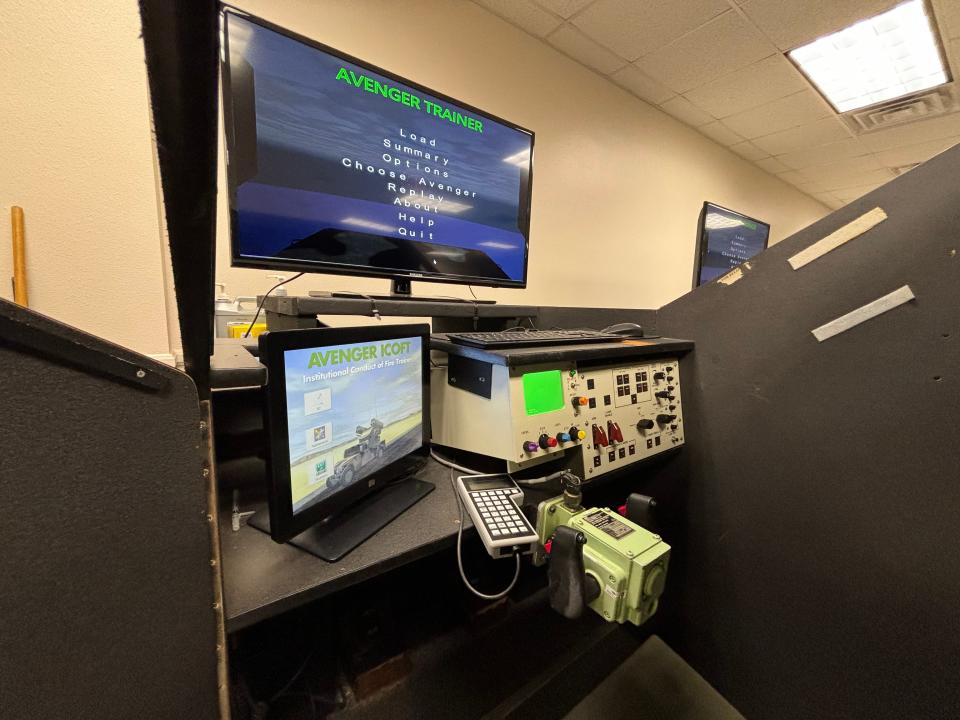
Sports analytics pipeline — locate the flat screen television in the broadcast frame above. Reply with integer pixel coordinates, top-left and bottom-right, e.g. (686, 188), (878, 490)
(220, 8), (534, 292)
(692, 202), (770, 288)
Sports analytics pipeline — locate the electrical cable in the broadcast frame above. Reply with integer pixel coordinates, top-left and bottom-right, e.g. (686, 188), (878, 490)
(449, 472), (521, 601)
(268, 645), (316, 703)
(430, 447), (566, 487)
(242, 272), (305, 338)
(430, 448), (488, 476)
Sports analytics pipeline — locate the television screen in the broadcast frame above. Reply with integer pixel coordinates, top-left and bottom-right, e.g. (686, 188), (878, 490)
(694, 203), (770, 287)
(282, 336), (424, 516)
(221, 9), (533, 287)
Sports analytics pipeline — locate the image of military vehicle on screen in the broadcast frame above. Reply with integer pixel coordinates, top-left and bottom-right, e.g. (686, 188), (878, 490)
(283, 338), (423, 514)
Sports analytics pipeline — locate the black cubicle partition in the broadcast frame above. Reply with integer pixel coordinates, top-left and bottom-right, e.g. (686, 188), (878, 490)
(651, 145), (960, 719)
(0, 300), (220, 719)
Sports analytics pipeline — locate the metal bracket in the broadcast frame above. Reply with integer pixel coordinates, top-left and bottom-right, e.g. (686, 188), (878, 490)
(447, 353), (494, 399)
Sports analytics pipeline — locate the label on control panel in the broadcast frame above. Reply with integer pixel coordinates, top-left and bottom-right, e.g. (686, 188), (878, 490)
(583, 510), (634, 539)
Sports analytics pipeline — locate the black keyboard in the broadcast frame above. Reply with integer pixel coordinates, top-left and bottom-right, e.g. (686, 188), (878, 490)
(443, 329), (624, 349)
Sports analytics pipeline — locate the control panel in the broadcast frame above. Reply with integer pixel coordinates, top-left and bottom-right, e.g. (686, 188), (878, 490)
(431, 354), (684, 480)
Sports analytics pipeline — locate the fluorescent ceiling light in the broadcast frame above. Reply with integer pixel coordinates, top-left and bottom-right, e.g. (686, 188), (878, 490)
(788, 0), (949, 113)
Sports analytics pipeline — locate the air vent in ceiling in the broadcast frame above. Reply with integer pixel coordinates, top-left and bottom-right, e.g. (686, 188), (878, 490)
(841, 85), (958, 134)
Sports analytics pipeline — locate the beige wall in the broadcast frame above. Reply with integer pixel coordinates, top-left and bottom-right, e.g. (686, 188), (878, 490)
(0, 0), (172, 356)
(218, 0), (828, 314)
(1, 0), (828, 359)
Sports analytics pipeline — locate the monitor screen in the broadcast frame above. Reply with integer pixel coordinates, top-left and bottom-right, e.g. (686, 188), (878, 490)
(694, 203), (770, 287)
(281, 335), (424, 516)
(221, 9), (533, 288)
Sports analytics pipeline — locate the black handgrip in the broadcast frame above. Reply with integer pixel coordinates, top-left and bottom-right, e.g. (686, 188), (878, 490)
(548, 526), (589, 619)
(624, 494), (657, 531)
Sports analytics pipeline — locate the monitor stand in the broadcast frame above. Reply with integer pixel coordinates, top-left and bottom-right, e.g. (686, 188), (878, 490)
(315, 279), (497, 304)
(247, 476), (434, 562)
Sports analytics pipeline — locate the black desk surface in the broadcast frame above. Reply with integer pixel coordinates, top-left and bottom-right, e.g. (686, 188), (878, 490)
(220, 459), (463, 632)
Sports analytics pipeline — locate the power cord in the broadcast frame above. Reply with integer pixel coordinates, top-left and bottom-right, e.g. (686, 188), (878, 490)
(449, 471), (521, 601)
(430, 448), (568, 488)
(430, 448), (488, 475)
(242, 272), (305, 337)
(433, 449), (522, 599)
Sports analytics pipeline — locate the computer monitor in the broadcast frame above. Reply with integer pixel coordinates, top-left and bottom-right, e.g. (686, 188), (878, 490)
(254, 324), (432, 560)
(220, 8), (534, 293)
(692, 202), (770, 288)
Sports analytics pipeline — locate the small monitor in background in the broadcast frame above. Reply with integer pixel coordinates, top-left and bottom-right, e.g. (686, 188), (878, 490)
(692, 202), (770, 288)
(252, 324), (433, 561)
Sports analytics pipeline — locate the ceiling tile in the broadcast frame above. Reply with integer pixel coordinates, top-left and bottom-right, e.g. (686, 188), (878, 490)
(660, 95), (716, 127)
(858, 112), (960, 152)
(534, 0), (594, 19)
(814, 165), (896, 192)
(794, 179), (832, 194)
(698, 120), (745, 146)
(812, 192), (845, 209)
(776, 169), (810, 185)
(633, 11), (773, 93)
(729, 140), (769, 160)
(775, 137), (872, 170)
(751, 117), (851, 155)
(754, 156), (791, 173)
(739, 0), (898, 51)
(609, 65), (676, 105)
(931, 0), (960, 40)
(721, 90), (834, 138)
(873, 136), (960, 167)
(472, 0), (564, 37)
(683, 55), (808, 117)
(571, 0), (729, 61)
(546, 24), (628, 74)
(833, 183), (884, 202)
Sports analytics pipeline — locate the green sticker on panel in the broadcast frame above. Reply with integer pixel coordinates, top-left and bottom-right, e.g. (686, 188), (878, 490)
(523, 370), (565, 415)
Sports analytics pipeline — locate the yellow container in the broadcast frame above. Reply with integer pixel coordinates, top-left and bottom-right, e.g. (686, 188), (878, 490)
(227, 321), (266, 339)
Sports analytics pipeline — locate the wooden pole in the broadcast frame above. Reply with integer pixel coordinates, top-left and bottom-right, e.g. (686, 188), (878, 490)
(11, 206), (28, 306)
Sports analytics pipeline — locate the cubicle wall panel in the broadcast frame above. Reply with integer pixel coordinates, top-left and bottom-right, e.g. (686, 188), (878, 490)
(654, 145), (960, 719)
(0, 302), (220, 719)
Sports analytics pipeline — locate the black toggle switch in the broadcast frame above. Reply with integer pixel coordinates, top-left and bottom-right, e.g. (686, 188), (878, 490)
(655, 391), (674, 400)
(653, 372), (665, 381)
(657, 414), (677, 425)
(637, 418), (655, 430)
